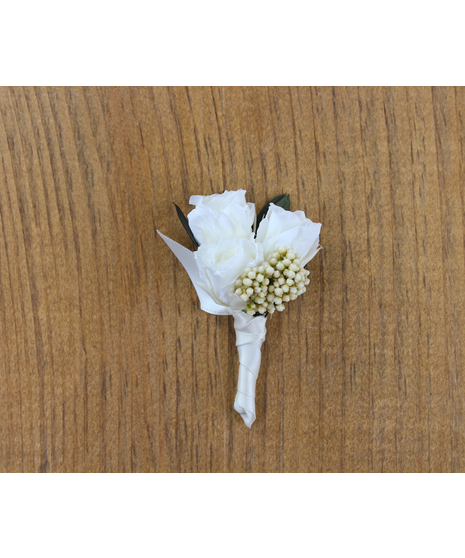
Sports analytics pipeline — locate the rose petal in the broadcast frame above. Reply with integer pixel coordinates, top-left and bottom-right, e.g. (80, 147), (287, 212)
(188, 190), (255, 244)
(195, 237), (264, 305)
(256, 203), (321, 263)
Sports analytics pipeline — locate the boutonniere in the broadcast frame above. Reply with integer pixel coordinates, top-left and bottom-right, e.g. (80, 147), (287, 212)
(158, 190), (321, 427)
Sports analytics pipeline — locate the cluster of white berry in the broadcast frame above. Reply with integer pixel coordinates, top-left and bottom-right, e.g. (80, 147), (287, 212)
(231, 246), (310, 315)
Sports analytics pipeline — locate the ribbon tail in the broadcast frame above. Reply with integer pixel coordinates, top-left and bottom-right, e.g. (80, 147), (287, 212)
(157, 231), (230, 316)
(233, 312), (267, 428)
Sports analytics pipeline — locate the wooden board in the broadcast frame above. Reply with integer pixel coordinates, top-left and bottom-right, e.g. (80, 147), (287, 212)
(0, 86), (464, 472)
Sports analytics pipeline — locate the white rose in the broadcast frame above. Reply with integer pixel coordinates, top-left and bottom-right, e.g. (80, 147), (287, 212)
(195, 237), (264, 306)
(188, 189), (255, 244)
(256, 203), (321, 265)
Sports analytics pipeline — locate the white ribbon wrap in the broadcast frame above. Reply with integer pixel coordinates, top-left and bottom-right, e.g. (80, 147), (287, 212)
(233, 312), (267, 427)
(157, 231), (267, 427)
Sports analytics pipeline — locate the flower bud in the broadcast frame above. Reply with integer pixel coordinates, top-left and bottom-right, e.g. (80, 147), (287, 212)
(234, 245), (312, 316)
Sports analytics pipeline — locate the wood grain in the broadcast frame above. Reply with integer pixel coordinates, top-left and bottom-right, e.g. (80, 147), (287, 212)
(0, 87), (464, 472)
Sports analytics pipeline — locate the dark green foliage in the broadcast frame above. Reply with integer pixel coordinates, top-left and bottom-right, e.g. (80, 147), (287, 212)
(173, 203), (200, 248)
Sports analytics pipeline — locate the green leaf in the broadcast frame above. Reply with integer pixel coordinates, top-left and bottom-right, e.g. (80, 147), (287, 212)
(255, 194), (291, 232)
(173, 203), (200, 248)
(275, 193), (290, 211)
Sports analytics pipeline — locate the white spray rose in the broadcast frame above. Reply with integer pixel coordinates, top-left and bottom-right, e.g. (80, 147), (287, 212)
(256, 203), (321, 265)
(188, 189), (255, 244)
(195, 237), (264, 306)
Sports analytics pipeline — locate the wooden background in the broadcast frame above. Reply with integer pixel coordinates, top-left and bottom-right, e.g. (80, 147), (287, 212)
(0, 86), (464, 473)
